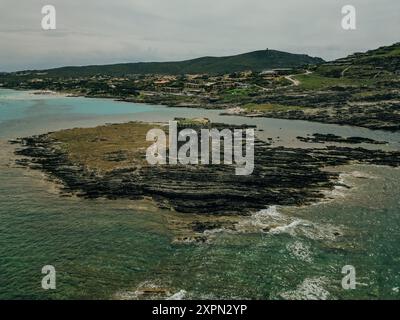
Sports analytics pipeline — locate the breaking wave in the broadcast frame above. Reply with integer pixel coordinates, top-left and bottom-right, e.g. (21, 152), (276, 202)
(236, 205), (342, 241)
(113, 280), (187, 300)
(286, 241), (313, 263)
(279, 277), (332, 300)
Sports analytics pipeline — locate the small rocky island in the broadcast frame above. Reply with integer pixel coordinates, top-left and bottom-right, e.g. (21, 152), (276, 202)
(11, 119), (400, 217)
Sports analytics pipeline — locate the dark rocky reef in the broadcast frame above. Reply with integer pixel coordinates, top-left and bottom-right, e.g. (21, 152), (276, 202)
(297, 133), (387, 145)
(244, 90), (400, 131)
(12, 122), (400, 216)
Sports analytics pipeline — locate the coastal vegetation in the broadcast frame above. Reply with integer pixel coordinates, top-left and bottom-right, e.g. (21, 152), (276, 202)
(50, 122), (161, 172)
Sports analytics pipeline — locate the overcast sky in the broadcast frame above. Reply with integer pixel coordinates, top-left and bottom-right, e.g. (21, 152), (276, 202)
(0, 0), (399, 71)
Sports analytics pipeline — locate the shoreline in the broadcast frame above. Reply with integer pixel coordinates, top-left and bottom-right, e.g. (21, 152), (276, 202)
(2, 87), (400, 132)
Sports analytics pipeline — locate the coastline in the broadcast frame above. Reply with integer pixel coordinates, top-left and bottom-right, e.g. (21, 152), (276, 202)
(2, 83), (400, 132)
(1, 88), (400, 300)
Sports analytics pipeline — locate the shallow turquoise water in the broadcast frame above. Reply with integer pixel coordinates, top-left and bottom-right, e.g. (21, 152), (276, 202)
(0, 89), (399, 299)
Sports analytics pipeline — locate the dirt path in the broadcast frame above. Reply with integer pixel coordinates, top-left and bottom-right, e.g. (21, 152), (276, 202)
(341, 66), (352, 78)
(284, 70), (312, 86)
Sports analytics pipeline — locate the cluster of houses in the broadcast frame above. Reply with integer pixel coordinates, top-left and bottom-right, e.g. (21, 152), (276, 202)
(1, 68), (300, 95)
(151, 69), (292, 95)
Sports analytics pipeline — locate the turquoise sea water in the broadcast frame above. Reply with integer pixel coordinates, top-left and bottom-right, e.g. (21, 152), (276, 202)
(0, 89), (399, 299)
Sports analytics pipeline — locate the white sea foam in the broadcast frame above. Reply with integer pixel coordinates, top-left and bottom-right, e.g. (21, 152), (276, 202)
(235, 205), (285, 232)
(279, 277), (331, 300)
(114, 280), (180, 300)
(286, 241), (313, 263)
(166, 290), (188, 300)
(260, 205), (281, 217)
(269, 220), (304, 236)
(236, 206), (342, 241)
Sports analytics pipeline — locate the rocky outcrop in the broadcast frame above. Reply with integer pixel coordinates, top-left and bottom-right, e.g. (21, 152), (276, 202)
(297, 133), (387, 145)
(12, 122), (400, 215)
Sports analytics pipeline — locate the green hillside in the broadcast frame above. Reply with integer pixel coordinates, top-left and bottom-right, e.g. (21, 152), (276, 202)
(316, 42), (400, 79)
(14, 49), (324, 77)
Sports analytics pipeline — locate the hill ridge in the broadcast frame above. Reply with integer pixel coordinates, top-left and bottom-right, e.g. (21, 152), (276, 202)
(13, 49), (325, 77)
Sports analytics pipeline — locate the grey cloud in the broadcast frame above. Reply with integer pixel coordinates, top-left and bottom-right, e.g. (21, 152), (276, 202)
(0, 0), (399, 71)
